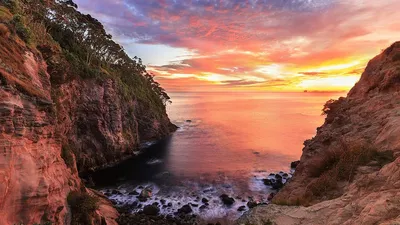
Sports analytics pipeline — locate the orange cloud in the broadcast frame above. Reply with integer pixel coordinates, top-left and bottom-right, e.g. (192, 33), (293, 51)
(75, 0), (400, 92)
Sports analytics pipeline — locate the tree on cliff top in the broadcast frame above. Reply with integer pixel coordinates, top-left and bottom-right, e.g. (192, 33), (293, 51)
(4, 0), (171, 109)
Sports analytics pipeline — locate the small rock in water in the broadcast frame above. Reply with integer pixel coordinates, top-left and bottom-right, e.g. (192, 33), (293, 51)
(262, 178), (272, 186)
(275, 174), (282, 179)
(138, 188), (152, 202)
(220, 194), (235, 206)
(199, 205), (207, 210)
(202, 198), (209, 203)
(190, 203), (199, 207)
(237, 206), (246, 211)
(222, 183), (232, 188)
(111, 190), (121, 195)
(269, 173), (275, 176)
(142, 205), (160, 216)
(271, 179), (284, 190)
(178, 204), (193, 214)
(283, 173), (289, 177)
(247, 201), (258, 208)
(291, 160), (300, 169)
(203, 187), (214, 193)
(160, 199), (166, 205)
(167, 202), (173, 207)
(128, 190), (139, 195)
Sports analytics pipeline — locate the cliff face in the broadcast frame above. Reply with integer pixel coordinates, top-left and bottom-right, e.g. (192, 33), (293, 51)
(53, 72), (173, 173)
(56, 78), (173, 173)
(0, 1), (174, 224)
(0, 36), (80, 224)
(238, 42), (400, 225)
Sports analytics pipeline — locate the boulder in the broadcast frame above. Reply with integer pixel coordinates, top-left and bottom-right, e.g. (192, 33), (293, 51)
(138, 188), (152, 202)
(290, 160), (300, 169)
(220, 194), (235, 205)
(238, 206), (246, 211)
(178, 204), (193, 214)
(128, 190), (139, 195)
(142, 205), (160, 216)
(247, 201), (258, 208)
(263, 179), (272, 185)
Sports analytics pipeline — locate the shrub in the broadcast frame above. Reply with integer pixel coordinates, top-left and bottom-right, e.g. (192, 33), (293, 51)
(306, 144), (394, 198)
(67, 191), (99, 225)
(309, 148), (345, 177)
(15, 21), (30, 42)
(11, 14), (31, 43)
(307, 170), (338, 197)
(61, 145), (75, 169)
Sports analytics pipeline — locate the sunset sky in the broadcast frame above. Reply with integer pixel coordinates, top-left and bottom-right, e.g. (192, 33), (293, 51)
(74, 0), (400, 92)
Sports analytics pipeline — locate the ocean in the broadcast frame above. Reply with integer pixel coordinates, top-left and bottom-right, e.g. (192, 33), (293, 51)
(92, 91), (345, 221)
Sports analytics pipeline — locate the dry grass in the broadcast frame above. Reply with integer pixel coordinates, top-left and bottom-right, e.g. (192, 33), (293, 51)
(0, 69), (47, 98)
(0, 23), (10, 37)
(25, 14), (60, 49)
(305, 144), (394, 198)
(67, 191), (99, 225)
(0, 6), (12, 21)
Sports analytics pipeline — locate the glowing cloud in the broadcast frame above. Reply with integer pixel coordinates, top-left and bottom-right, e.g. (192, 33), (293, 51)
(74, 0), (400, 92)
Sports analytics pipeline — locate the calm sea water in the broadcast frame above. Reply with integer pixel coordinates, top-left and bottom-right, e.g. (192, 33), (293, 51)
(93, 92), (344, 221)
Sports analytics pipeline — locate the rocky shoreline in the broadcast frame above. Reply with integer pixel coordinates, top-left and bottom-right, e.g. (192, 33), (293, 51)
(97, 160), (301, 225)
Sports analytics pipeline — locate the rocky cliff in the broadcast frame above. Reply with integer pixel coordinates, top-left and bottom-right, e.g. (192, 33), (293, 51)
(0, 1), (175, 224)
(237, 42), (400, 225)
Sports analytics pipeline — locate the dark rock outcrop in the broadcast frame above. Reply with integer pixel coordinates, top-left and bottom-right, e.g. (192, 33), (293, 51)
(220, 194), (235, 206)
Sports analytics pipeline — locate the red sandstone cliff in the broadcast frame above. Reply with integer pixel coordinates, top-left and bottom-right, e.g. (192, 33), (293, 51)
(0, 1), (175, 224)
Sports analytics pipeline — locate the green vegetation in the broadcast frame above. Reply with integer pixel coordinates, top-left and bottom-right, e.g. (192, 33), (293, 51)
(1, 0), (171, 118)
(306, 144), (394, 198)
(38, 0), (169, 111)
(67, 191), (99, 225)
(11, 14), (31, 43)
(61, 145), (75, 169)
